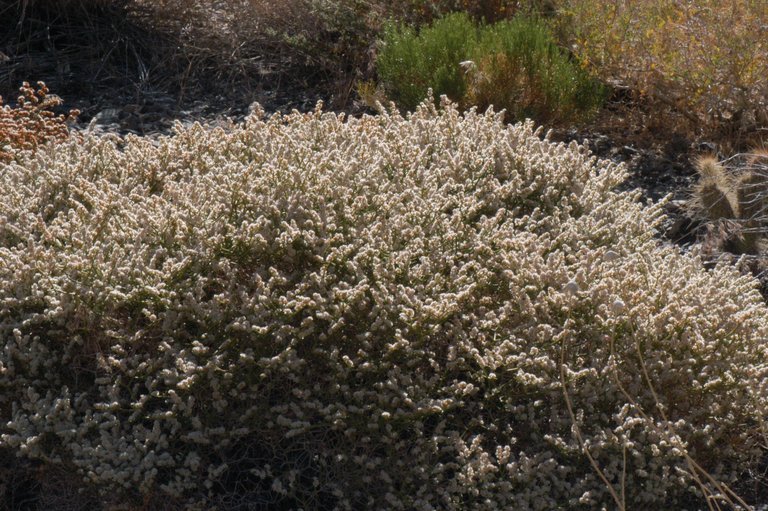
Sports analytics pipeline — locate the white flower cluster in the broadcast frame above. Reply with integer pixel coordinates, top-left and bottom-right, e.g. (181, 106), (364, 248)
(1, 98), (767, 509)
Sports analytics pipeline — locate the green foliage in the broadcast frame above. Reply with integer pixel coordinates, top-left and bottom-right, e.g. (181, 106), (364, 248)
(377, 12), (605, 124)
(377, 13), (478, 112)
(469, 16), (605, 123)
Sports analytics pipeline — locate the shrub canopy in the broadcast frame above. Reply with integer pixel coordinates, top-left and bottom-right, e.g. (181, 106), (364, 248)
(0, 99), (767, 509)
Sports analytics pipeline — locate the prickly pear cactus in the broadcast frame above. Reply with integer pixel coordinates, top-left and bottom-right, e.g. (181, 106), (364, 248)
(689, 153), (768, 255)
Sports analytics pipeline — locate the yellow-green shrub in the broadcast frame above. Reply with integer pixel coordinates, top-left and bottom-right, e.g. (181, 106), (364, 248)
(1, 99), (767, 509)
(559, 0), (768, 137)
(377, 13), (478, 112)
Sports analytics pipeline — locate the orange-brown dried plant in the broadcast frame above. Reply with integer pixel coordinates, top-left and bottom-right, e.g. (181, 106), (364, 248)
(0, 81), (78, 163)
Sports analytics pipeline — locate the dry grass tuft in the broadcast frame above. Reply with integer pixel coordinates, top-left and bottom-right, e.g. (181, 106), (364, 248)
(0, 0), (390, 108)
(0, 0), (184, 101)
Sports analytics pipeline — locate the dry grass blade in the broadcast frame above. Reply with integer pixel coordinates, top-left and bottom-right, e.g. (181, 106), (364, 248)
(600, 253), (756, 510)
(560, 322), (627, 510)
(0, 0), (195, 103)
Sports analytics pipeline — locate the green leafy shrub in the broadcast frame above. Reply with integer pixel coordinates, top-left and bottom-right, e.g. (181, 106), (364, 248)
(376, 13), (478, 112)
(377, 12), (604, 124)
(1, 99), (767, 509)
(467, 16), (605, 124)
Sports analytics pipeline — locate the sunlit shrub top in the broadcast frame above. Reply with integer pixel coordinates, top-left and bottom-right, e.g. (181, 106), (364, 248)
(0, 99), (766, 509)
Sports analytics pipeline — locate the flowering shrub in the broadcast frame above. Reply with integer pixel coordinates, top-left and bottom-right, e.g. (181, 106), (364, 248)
(0, 81), (78, 163)
(1, 98), (767, 509)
